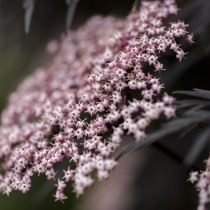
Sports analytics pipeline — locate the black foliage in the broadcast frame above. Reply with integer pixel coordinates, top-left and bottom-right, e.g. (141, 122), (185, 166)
(174, 89), (210, 100)
(117, 89), (210, 170)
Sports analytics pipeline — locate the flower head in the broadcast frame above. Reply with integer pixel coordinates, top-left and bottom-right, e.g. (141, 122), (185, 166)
(0, 0), (191, 201)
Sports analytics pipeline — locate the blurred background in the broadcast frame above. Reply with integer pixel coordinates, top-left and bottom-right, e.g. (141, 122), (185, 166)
(0, 0), (210, 209)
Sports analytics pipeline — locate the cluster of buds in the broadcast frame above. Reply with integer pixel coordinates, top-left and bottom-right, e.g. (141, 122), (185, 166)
(0, 0), (191, 201)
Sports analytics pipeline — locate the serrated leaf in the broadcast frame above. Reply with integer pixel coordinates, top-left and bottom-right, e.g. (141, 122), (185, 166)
(174, 89), (210, 100)
(178, 124), (197, 140)
(176, 100), (210, 109)
(183, 127), (210, 168)
(116, 112), (210, 159)
(175, 102), (196, 110)
(183, 105), (207, 115)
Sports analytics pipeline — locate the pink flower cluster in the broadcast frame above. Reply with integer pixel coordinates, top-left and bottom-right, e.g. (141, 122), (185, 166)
(0, 0), (191, 201)
(190, 159), (210, 210)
